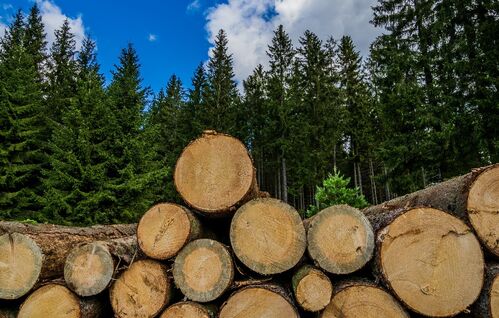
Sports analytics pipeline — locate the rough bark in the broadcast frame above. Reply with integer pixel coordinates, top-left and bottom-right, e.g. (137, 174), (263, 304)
(291, 265), (332, 312)
(471, 263), (499, 318)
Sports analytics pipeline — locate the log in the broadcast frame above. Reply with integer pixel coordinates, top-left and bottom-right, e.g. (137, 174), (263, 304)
(472, 263), (499, 318)
(219, 285), (299, 318)
(307, 205), (374, 274)
(173, 239), (234, 302)
(230, 198), (306, 275)
(363, 164), (499, 256)
(372, 207), (484, 317)
(0, 221), (135, 280)
(0, 232), (42, 299)
(137, 203), (202, 260)
(174, 131), (258, 216)
(320, 281), (409, 318)
(64, 236), (138, 297)
(17, 284), (105, 318)
(109, 259), (172, 318)
(291, 265), (332, 312)
(160, 301), (216, 318)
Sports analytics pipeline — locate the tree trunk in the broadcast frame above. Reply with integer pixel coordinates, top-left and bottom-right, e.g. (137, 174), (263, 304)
(363, 164), (499, 256)
(291, 265), (332, 312)
(173, 239), (234, 303)
(160, 301), (216, 318)
(230, 198), (306, 275)
(0, 222), (135, 281)
(472, 263), (499, 318)
(282, 156), (288, 202)
(174, 131), (259, 216)
(306, 205), (374, 274)
(219, 285), (299, 318)
(369, 207), (484, 317)
(64, 236), (138, 297)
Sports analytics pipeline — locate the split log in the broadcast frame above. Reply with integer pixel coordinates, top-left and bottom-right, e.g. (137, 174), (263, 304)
(320, 281), (409, 318)
(137, 203), (202, 260)
(174, 131), (258, 216)
(472, 263), (499, 318)
(109, 259), (172, 318)
(173, 239), (234, 302)
(17, 284), (105, 318)
(307, 205), (374, 274)
(0, 233), (42, 299)
(363, 164), (499, 256)
(291, 265), (332, 312)
(160, 301), (216, 318)
(0, 221), (135, 280)
(230, 198), (306, 275)
(64, 236), (137, 297)
(219, 285), (299, 318)
(371, 207), (484, 317)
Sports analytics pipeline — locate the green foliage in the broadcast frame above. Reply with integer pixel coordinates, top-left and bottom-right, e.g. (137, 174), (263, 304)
(306, 170), (368, 218)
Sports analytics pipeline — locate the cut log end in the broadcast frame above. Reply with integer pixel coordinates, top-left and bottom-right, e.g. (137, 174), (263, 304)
(307, 205), (374, 274)
(160, 302), (213, 318)
(219, 286), (299, 318)
(17, 284), (81, 318)
(173, 239), (234, 302)
(137, 203), (200, 260)
(467, 165), (499, 256)
(230, 198), (306, 275)
(292, 265), (332, 312)
(110, 259), (171, 318)
(320, 284), (409, 318)
(379, 207), (484, 317)
(174, 132), (256, 215)
(64, 242), (114, 297)
(0, 233), (42, 300)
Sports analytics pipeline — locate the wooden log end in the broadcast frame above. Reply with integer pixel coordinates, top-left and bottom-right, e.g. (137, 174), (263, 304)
(17, 284), (80, 318)
(308, 205), (374, 274)
(173, 239), (234, 302)
(0, 233), (42, 300)
(230, 198), (306, 275)
(292, 265), (332, 312)
(160, 301), (214, 318)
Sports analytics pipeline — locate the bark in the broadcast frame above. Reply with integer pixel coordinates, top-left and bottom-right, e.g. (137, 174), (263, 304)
(471, 263), (499, 318)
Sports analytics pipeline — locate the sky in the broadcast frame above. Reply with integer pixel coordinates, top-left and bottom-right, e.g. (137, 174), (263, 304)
(0, 0), (381, 93)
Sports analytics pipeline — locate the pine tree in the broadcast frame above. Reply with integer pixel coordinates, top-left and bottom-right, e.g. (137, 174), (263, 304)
(24, 4), (47, 77)
(185, 63), (208, 138)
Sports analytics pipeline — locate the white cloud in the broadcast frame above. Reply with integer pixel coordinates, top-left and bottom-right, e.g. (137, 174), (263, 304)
(0, 20), (6, 38)
(37, 0), (86, 51)
(2, 3), (13, 10)
(148, 33), (157, 42)
(205, 0), (381, 83)
(187, 0), (201, 12)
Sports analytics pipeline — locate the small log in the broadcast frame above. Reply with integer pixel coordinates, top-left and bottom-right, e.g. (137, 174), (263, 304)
(219, 285), (299, 318)
(230, 198), (306, 275)
(137, 203), (202, 260)
(109, 259), (172, 318)
(363, 164), (499, 256)
(373, 207), (484, 317)
(64, 236), (138, 297)
(0, 233), (42, 300)
(291, 265), (332, 312)
(472, 263), (499, 317)
(0, 221), (135, 280)
(174, 131), (258, 216)
(320, 281), (409, 318)
(17, 284), (105, 318)
(307, 205), (374, 274)
(173, 239), (234, 302)
(160, 301), (216, 318)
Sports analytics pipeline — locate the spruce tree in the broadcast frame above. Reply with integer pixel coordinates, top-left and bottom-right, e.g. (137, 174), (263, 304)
(185, 63), (207, 138)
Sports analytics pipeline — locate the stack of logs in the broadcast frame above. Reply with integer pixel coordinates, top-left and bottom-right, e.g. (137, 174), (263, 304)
(0, 130), (498, 318)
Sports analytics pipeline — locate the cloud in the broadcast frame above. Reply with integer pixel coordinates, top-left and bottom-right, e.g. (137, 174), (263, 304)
(2, 3), (13, 10)
(187, 0), (201, 12)
(148, 33), (157, 42)
(37, 0), (86, 51)
(205, 0), (381, 83)
(0, 20), (6, 38)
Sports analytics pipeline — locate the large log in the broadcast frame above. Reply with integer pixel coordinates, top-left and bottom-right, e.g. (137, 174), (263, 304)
(137, 203), (202, 260)
(363, 164), (499, 256)
(0, 221), (135, 280)
(320, 281), (409, 318)
(173, 239), (234, 302)
(291, 265), (332, 312)
(64, 236), (138, 297)
(160, 301), (216, 318)
(219, 285), (299, 318)
(174, 131), (258, 216)
(307, 205), (374, 274)
(370, 207), (484, 317)
(230, 198), (306, 275)
(109, 259), (172, 318)
(472, 263), (499, 318)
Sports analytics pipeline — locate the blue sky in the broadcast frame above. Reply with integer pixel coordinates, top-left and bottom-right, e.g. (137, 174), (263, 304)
(0, 0), (380, 94)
